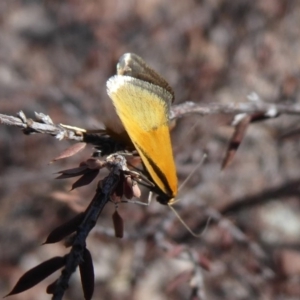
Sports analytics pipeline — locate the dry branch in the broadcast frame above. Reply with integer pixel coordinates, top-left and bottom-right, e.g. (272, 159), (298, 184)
(171, 96), (300, 119)
(52, 154), (126, 300)
(0, 111), (85, 141)
(1, 96), (299, 143)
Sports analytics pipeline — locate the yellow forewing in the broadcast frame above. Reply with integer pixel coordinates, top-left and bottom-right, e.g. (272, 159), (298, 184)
(106, 75), (178, 199)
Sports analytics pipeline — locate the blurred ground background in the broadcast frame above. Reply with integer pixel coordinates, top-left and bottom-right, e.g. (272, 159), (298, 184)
(1, 0), (300, 299)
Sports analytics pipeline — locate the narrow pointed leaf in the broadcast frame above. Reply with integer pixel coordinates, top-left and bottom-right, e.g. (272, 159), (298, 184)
(221, 114), (251, 170)
(51, 143), (87, 162)
(44, 213), (85, 244)
(59, 165), (88, 174)
(56, 166), (89, 180)
(71, 170), (99, 190)
(112, 210), (124, 238)
(46, 279), (58, 294)
(79, 248), (94, 300)
(132, 180), (141, 198)
(5, 256), (66, 296)
(123, 176), (134, 199)
(250, 112), (274, 123)
(251, 111), (280, 123)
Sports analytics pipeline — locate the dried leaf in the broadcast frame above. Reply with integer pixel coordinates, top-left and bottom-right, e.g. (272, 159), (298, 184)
(166, 270), (193, 293)
(71, 170), (99, 190)
(250, 112), (273, 123)
(198, 254), (211, 271)
(123, 175), (133, 199)
(46, 279), (58, 294)
(132, 180), (141, 198)
(79, 248), (94, 300)
(44, 213), (85, 244)
(56, 166), (88, 179)
(221, 114), (251, 170)
(5, 256), (66, 297)
(112, 210), (124, 238)
(57, 166), (88, 175)
(85, 158), (104, 169)
(51, 143), (87, 162)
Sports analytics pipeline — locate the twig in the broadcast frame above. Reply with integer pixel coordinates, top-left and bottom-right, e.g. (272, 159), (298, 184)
(52, 154), (126, 300)
(1, 97), (299, 143)
(170, 99), (299, 119)
(0, 111), (84, 141)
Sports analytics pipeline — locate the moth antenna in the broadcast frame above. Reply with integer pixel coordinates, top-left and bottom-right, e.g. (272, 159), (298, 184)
(185, 120), (200, 136)
(178, 153), (207, 193)
(168, 204), (211, 237)
(168, 153), (208, 236)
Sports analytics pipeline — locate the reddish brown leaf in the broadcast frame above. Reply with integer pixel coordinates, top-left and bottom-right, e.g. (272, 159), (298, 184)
(57, 166), (88, 175)
(221, 114), (251, 170)
(166, 270), (193, 293)
(132, 180), (141, 198)
(51, 142), (87, 162)
(250, 112), (274, 123)
(197, 254), (211, 271)
(56, 166), (88, 179)
(44, 213), (85, 244)
(79, 248), (94, 300)
(5, 256), (66, 297)
(112, 210), (124, 238)
(123, 175), (133, 199)
(46, 279), (58, 294)
(71, 170), (99, 190)
(85, 158), (104, 169)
